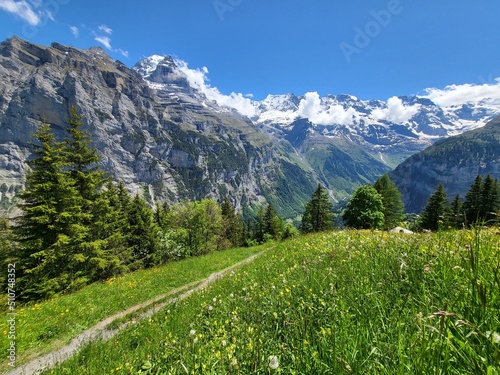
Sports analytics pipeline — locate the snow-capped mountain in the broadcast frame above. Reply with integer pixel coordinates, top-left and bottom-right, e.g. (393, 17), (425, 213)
(133, 54), (500, 162)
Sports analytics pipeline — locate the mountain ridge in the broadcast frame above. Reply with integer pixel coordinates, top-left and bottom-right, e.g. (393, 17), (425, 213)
(389, 116), (500, 213)
(1, 37), (499, 217)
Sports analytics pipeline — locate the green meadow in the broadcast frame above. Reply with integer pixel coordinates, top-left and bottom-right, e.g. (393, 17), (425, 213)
(0, 245), (265, 373)
(30, 229), (500, 374)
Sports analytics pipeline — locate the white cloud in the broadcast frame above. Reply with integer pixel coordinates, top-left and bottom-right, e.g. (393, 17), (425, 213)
(118, 49), (129, 58)
(70, 25), (79, 38)
(297, 92), (359, 126)
(0, 0), (41, 25)
(372, 96), (420, 123)
(421, 79), (500, 107)
(175, 59), (256, 117)
(94, 35), (112, 50)
(98, 24), (112, 35)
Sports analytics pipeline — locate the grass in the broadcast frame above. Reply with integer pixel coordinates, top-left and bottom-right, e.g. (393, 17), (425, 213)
(0, 245), (266, 373)
(42, 229), (499, 374)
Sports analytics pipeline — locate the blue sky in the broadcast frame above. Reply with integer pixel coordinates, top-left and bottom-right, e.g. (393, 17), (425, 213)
(1, 0), (499, 101)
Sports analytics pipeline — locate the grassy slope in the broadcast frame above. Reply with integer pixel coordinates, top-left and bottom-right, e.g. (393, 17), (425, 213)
(0, 245), (266, 373)
(43, 229), (500, 374)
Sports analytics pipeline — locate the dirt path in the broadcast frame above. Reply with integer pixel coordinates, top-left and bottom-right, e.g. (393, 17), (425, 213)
(7, 252), (263, 375)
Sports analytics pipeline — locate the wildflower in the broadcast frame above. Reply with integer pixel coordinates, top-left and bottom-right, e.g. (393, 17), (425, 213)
(189, 329), (196, 336)
(268, 355), (279, 370)
(486, 331), (500, 344)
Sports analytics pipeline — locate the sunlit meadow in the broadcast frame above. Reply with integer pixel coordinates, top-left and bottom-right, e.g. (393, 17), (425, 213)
(43, 229), (499, 374)
(0, 246), (264, 373)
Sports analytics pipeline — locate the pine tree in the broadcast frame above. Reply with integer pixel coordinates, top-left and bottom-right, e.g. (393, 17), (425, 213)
(221, 197), (244, 247)
(64, 106), (107, 205)
(127, 195), (159, 269)
(464, 175), (483, 226)
(343, 185), (384, 230)
(419, 183), (449, 231)
(301, 184), (334, 233)
(373, 174), (404, 230)
(15, 122), (82, 300)
(264, 204), (281, 240)
(447, 194), (464, 229)
(480, 175), (500, 225)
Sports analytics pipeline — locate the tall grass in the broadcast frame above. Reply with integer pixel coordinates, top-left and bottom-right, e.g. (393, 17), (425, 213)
(0, 246), (264, 372)
(43, 229), (499, 374)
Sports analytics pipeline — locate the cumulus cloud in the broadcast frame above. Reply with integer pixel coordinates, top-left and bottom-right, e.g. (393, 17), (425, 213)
(421, 79), (500, 107)
(0, 0), (41, 25)
(297, 92), (359, 126)
(372, 96), (420, 123)
(175, 59), (256, 117)
(70, 25), (79, 38)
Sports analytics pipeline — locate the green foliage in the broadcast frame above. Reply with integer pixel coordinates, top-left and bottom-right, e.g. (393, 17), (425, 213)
(419, 183), (449, 231)
(301, 183), (334, 233)
(0, 246), (264, 372)
(166, 199), (225, 257)
(220, 197), (245, 248)
(127, 195), (159, 269)
(467, 175), (500, 226)
(448, 194), (465, 229)
(374, 174), (404, 230)
(343, 185), (385, 229)
(45, 230), (500, 374)
(14, 110), (135, 301)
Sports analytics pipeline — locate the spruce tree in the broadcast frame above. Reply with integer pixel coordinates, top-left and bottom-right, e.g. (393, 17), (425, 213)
(373, 174), (404, 230)
(464, 175), (483, 226)
(15, 122), (82, 300)
(480, 175), (500, 225)
(448, 194), (465, 229)
(127, 195), (158, 269)
(221, 197), (244, 247)
(301, 184), (334, 233)
(419, 183), (449, 231)
(264, 204), (281, 240)
(342, 185), (384, 230)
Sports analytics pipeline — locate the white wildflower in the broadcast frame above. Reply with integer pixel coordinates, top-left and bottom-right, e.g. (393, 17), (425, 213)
(189, 329), (196, 336)
(268, 355), (279, 369)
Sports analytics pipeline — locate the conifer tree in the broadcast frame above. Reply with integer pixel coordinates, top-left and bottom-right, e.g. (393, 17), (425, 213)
(64, 106), (107, 205)
(343, 185), (384, 230)
(221, 197), (244, 247)
(301, 184), (334, 233)
(464, 175), (483, 225)
(264, 204), (281, 240)
(419, 183), (449, 231)
(127, 195), (159, 269)
(373, 174), (404, 230)
(15, 122), (82, 300)
(480, 175), (500, 224)
(448, 194), (465, 229)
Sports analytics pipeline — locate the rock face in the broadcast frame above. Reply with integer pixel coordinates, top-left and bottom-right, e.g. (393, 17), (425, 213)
(1, 36), (499, 218)
(389, 116), (500, 213)
(0, 37), (319, 217)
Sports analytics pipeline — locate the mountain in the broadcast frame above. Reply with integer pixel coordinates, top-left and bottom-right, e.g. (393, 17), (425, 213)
(389, 116), (500, 213)
(0, 37), (499, 218)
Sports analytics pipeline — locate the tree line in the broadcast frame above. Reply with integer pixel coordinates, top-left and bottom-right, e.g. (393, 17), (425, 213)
(2, 107), (498, 302)
(0, 108), (300, 302)
(419, 175), (500, 230)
